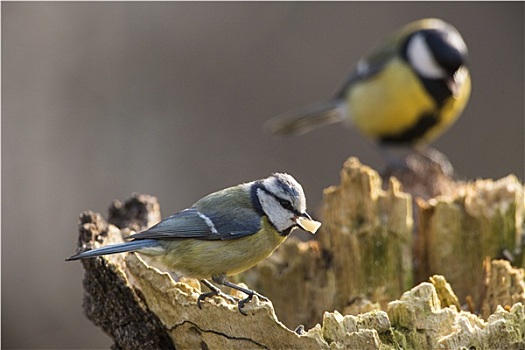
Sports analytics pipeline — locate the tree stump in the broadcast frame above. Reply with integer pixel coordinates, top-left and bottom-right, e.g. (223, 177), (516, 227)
(70, 158), (525, 349)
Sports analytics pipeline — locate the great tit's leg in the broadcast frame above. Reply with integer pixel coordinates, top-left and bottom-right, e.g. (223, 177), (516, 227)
(376, 143), (412, 170)
(212, 274), (269, 316)
(413, 145), (454, 176)
(197, 279), (238, 309)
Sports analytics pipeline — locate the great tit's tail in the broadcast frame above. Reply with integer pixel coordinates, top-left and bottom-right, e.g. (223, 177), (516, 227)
(264, 98), (347, 136)
(65, 239), (160, 261)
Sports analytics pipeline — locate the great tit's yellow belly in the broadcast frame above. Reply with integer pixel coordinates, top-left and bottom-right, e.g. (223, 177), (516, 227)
(347, 57), (470, 144)
(158, 218), (287, 279)
(424, 67), (471, 143)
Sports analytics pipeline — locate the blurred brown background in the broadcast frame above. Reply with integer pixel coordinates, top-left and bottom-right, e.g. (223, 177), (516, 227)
(2, 2), (523, 349)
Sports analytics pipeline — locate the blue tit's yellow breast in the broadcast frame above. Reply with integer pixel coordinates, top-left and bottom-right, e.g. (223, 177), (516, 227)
(158, 217), (287, 279)
(348, 58), (437, 139)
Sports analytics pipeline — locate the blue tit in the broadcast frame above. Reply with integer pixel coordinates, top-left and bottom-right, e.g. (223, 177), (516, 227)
(66, 173), (321, 315)
(265, 18), (471, 148)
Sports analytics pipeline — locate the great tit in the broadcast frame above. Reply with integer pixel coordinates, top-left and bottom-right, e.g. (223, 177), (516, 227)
(66, 173), (321, 315)
(265, 18), (471, 148)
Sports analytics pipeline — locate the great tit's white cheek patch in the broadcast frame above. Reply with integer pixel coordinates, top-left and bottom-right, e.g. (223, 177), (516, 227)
(296, 217), (321, 234)
(407, 33), (445, 79)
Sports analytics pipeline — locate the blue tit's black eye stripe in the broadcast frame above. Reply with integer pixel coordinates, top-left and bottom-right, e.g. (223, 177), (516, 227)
(250, 182), (265, 216)
(278, 198), (294, 212)
(251, 181), (296, 215)
(258, 186), (300, 216)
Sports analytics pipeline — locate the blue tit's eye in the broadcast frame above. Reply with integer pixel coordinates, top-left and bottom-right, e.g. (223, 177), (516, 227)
(278, 198), (294, 212)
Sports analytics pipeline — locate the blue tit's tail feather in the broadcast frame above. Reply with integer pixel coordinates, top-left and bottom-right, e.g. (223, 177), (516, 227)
(264, 99), (347, 136)
(65, 239), (160, 261)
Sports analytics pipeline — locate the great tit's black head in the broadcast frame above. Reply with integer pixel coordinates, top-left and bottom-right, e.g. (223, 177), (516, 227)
(253, 173), (319, 235)
(403, 22), (468, 80)
(422, 28), (468, 75)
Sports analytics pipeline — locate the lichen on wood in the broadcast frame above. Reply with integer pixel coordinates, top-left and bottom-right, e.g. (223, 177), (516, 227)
(388, 280), (525, 349)
(415, 174), (525, 303)
(479, 258), (525, 319)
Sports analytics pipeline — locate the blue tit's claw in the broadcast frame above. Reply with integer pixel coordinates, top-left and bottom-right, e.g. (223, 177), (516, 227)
(197, 289), (239, 310)
(237, 291), (269, 316)
(295, 325), (306, 335)
(197, 291), (216, 309)
(237, 295), (252, 316)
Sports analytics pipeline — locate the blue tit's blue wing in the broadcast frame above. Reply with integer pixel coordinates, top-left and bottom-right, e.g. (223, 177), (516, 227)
(130, 208), (213, 239)
(199, 205), (262, 240)
(128, 206), (261, 241)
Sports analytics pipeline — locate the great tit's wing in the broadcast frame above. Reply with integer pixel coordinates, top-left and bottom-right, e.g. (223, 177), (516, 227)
(265, 26), (406, 136)
(128, 205), (261, 241)
(334, 32), (402, 97)
(335, 18), (441, 95)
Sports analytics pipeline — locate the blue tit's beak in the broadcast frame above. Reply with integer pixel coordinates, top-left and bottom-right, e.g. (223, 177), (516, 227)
(301, 212), (313, 221)
(294, 212), (321, 234)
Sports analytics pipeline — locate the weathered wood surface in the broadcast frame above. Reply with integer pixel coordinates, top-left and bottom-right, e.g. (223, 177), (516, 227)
(71, 158), (525, 349)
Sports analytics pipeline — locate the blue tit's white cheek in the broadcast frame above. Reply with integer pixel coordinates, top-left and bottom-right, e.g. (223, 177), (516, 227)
(256, 188), (294, 232)
(407, 33), (446, 79)
(263, 173), (307, 213)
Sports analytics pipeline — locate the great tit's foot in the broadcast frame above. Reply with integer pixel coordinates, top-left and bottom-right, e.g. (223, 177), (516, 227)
(380, 145), (457, 200)
(413, 146), (454, 177)
(377, 144), (454, 178)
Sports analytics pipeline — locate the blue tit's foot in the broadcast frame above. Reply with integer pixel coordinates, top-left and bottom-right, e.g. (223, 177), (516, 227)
(198, 279), (238, 309)
(236, 290), (269, 316)
(294, 325), (306, 335)
(212, 274), (269, 316)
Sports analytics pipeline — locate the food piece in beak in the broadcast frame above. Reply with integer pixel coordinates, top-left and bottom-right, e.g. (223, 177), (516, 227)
(295, 216), (321, 234)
